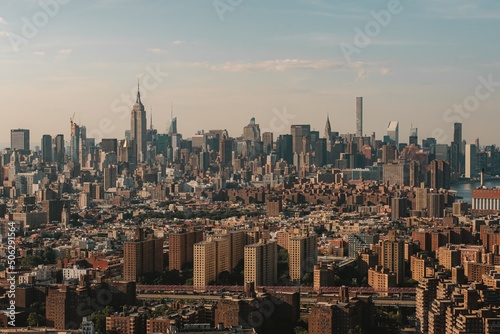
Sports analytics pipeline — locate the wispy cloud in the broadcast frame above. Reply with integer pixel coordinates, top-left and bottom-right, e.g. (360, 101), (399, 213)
(209, 59), (345, 72)
(172, 40), (186, 45)
(0, 31), (9, 37)
(58, 49), (73, 55)
(148, 48), (168, 54)
(0, 17), (7, 25)
(34, 51), (45, 56)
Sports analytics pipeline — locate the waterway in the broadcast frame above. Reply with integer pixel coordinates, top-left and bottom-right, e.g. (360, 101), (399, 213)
(451, 179), (500, 203)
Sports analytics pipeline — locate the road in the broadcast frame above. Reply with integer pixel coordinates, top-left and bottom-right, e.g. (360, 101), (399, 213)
(137, 293), (416, 307)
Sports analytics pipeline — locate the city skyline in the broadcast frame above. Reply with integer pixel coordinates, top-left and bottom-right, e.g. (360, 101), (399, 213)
(1, 0), (500, 147)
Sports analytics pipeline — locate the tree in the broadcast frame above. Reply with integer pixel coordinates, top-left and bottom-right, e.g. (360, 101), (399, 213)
(27, 312), (45, 327)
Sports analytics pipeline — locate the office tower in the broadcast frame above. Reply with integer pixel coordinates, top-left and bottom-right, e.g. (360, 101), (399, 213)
(451, 122), (463, 175)
(427, 192), (445, 218)
(130, 85), (147, 163)
(314, 138), (327, 167)
(193, 241), (216, 290)
(54, 134), (65, 166)
(124, 235), (164, 281)
(465, 143), (478, 178)
(348, 234), (379, 258)
(169, 230), (203, 271)
(262, 132), (273, 154)
(356, 97), (363, 137)
(324, 114), (332, 141)
(277, 134), (293, 164)
(381, 144), (397, 163)
(79, 125), (87, 166)
(243, 117), (261, 142)
(41, 134), (53, 163)
(244, 240), (277, 286)
(427, 160), (451, 189)
(291, 125), (310, 155)
(219, 137), (233, 166)
(434, 144), (449, 161)
(103, 165), (117, 190)
(289, 233), (317, 282)
(386, 121), (399, 146)
(409, 126), (418, 146)
(383, 162), (410, 186)
(101, 138), (118, 153)
(381, 231), (405, 285)
(70, 118), (80, 164)
(11, 129), (30, 152)
(391, 196), (408, 221)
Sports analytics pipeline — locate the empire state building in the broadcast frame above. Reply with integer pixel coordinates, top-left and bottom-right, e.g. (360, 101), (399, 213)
(131, 84), (147, 163)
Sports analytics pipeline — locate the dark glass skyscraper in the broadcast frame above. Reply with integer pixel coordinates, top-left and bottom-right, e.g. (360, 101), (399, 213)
(10, 129), (30, 152)
(41, 134), (53, 163)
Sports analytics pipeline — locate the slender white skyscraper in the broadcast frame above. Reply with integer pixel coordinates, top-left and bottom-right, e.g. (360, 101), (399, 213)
(387, 121), (399, 146)
(465, 144), (477, 179)
(131, 83), (147, 163)
(356, 97), (363, 137)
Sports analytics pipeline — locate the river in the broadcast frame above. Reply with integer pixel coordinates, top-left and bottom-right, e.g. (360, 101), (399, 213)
(451, 179), (500, 203)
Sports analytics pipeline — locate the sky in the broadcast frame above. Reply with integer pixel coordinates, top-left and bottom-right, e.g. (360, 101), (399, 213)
(0, 0), (499, 149)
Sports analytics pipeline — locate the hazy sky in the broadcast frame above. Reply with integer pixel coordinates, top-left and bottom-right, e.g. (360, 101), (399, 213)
(1, 0), (499, 149)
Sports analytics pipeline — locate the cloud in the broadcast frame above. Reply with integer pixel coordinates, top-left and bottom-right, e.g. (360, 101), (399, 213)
(0, 17), (7, 25)
(0, 31), (9, 37)
(209, 59), (345, 72)
(148, 48), (168, 54)
(172, 40), (186, 45)
(379, 67), (390, 76)
(34, 51), (45, 56)
(58, 49), (73, 55)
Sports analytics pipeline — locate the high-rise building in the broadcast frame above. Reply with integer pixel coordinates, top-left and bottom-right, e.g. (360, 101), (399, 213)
(277, 134), (293, 164)
(243, 117), (261, 142)
(409, 126), (418, 146)
(11, 129), (30, 152)
(169, 230), (203, 271)
(386, 121), (399, 146)
(465, 143), (478, 178)
(381, 231), (405, 285)
(289, 233), (317, 282)
(101, 138), (118, 153)
(54, 134), (65, 166)
(103, 165), (117, 190)
(348, 233), (379, 258)
(451, 122), (463, 175)
(325, 114), (332, 141)
(130, 85), (147, 163)
(427, 160), (451, 189)
(427, 192), (445, 218)
(383, 162), (410, 186)
(314, 138), (327, 167)
(41, 134), (53, 163)
(219, 137), (233, 167)
(356, 97), (363, 137)
(391, 196), (408, 221)
(70, 119), (80, 164)
(262, 132), (273, 154)
(193, 241), (216, 290)
(123, 234), (164, 281)
(291, 125), (310, 155)
(244, 239), (277, 286)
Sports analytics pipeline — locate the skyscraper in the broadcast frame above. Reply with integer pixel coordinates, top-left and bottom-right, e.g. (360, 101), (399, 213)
(409, 126), (418, 146)
(70, 119), (80, 164)
(290, 125), (310, 155)
(356, 97), (363, 137)
(41, 134), (53, 163)
(381, 231), (405, 285)
(451, 122), (463, 175)
(131, 84), (147, 163)
(10, 129), (30, 152)
(54, 134), (65, 167)
(324, 114), (332, 141)
(465, 143), (478, 178)
(386, 121), (399, 146)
